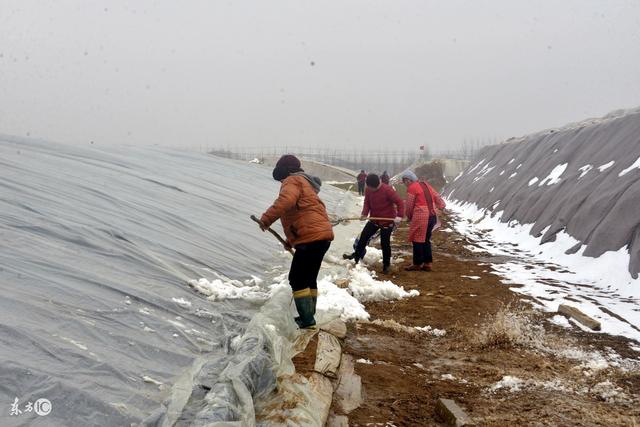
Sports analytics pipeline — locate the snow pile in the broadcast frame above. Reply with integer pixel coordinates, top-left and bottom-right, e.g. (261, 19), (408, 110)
(188, 277), (268, 302)
(347, 265), (419, 302)
(186, 191), (418, 324)
(317, 275), (370, 321)
(361, 246), (384, 266)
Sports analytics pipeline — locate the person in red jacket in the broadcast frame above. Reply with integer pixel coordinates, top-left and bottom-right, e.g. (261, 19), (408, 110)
(356, 170), (367, 196)
(401, 170), (446, 271)
(344, 173), (404, 274)
(258, 154), (334, 329)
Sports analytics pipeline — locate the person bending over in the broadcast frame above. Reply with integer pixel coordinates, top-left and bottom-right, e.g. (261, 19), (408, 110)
(345, 173), (404, 274)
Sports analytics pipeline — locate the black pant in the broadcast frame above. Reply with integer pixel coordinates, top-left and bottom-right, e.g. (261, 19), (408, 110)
(289, 240), (331, 293)
(412, 215), (437, 265)
(357, 182), (365, 195)
(354, 221), (393, 268)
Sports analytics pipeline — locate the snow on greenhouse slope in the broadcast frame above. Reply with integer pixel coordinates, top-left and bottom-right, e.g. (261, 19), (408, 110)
(444, 107), (640, 279)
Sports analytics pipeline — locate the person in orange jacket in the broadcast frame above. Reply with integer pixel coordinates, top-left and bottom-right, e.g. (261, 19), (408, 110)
(258, 155), (334, 329)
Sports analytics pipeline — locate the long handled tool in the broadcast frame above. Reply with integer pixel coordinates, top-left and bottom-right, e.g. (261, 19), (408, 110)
(331, 216), (397, 225)
(250, 215), (294, 255)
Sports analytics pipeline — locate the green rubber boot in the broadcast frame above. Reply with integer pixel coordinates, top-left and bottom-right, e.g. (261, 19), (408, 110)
(294, 295), (316, 329)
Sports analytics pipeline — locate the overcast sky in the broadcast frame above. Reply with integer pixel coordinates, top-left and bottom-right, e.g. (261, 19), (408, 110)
(1, 1), (639, 153)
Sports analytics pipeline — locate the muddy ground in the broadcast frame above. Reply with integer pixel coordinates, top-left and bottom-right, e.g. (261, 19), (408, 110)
(293, 213), (640, 426)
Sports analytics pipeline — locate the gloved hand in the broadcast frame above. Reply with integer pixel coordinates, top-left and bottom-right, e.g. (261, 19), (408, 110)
(394, 216), (402, 225)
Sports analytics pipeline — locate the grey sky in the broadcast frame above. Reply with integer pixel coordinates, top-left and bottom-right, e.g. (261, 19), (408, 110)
(1, 0), (639, 152)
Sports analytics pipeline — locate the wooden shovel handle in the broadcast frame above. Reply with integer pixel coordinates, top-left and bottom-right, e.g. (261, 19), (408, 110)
(250, 215), (294, 255)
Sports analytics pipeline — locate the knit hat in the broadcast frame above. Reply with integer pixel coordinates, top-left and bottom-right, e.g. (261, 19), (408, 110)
(272, 154), (303, 181)
(275, 154), (301, 170)
(401, 170), (418, 182)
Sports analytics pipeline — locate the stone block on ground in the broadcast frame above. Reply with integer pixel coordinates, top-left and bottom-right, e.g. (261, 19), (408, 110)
(435, 398), (474, 426)
(558, 304), (601, 331)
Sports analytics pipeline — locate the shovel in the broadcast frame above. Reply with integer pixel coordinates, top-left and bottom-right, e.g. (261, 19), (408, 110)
(250, 215), (294, 255)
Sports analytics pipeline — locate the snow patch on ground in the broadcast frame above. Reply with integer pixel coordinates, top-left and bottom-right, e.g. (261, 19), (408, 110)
(447, 199), (640, 342)
(491, 375), (525, 392)
(489, 375), (630, 403)
(549, 315), (572, 328)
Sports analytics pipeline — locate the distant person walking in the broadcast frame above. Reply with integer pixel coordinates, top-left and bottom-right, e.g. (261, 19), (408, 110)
(343, 174), (404, 274)
(356, 170), (367, 196)
(380, 170), (390, 185)
(258, 155), (334, 329)
(401, 170), (446, 271)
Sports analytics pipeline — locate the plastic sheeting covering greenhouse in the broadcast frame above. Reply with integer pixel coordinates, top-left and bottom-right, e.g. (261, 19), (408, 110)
(0, 135), (354, 426)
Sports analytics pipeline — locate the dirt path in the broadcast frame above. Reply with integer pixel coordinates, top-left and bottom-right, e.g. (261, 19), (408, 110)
(294, 213), (640, 426)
